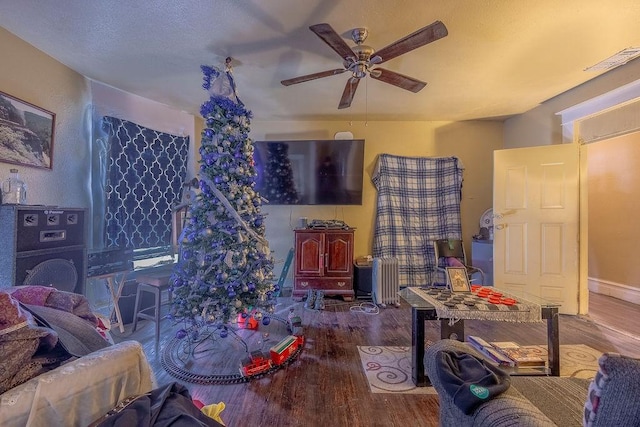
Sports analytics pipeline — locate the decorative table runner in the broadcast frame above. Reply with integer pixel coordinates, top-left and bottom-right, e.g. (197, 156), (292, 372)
(407, 287), (543, 323)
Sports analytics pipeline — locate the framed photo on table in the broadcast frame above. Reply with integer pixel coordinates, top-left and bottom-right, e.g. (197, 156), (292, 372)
(0, 91), (55, 169)
(446, 267), (471, 292)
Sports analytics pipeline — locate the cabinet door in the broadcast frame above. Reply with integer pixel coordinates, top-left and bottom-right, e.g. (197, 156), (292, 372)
(325, 231), (353, 275)
(295, 231), (324, 276)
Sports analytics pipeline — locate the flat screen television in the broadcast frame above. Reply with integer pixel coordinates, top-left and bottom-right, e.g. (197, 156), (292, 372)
(253, 139), (365, 205)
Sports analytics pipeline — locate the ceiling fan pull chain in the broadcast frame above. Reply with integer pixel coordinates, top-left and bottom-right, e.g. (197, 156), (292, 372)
(365, 77), (368, 126)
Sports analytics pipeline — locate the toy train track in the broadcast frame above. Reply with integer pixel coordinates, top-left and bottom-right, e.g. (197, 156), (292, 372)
(161, 316), (304, 385)
(161, 336), (304, 385)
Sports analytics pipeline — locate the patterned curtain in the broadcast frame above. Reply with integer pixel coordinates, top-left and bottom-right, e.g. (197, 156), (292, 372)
(372, 154), (463, 287)
(102, 117), (189, 253)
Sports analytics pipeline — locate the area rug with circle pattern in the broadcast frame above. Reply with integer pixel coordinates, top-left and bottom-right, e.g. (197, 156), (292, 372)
(357, 343), (601, 394)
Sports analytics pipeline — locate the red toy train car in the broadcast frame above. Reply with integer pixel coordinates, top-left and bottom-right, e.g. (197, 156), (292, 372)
(240, 334), (304, 378)
(269, 334), (304, 365)
(240, 350), (273, 377)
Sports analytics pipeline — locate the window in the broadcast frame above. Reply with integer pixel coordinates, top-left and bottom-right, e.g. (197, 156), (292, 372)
(101, 116), (189, 263)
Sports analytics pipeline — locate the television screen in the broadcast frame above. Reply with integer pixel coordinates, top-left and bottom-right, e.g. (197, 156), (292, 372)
(253, 139), (365, 205)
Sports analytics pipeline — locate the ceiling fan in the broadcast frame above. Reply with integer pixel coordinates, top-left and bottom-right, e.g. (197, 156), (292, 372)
(281, 21), (448, 109)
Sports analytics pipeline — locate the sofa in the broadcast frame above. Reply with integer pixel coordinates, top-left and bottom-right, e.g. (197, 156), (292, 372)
(0, 287), (156, 426)
(0, 340), (155, 427)
(425, 339), (640, 426)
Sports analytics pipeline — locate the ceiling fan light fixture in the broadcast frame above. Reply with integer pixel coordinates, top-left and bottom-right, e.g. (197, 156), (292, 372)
(353, 63), (367, 79)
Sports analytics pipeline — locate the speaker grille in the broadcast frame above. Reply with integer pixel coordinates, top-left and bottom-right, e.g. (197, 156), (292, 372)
(22, 258), (78, 293)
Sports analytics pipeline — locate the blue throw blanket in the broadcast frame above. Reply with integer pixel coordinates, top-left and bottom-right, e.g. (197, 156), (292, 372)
(372, 155), (463, 287)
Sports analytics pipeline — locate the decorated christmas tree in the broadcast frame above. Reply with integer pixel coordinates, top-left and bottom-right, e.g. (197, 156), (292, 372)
(262, 142), (299, 204)
(170, 62), (277, 335)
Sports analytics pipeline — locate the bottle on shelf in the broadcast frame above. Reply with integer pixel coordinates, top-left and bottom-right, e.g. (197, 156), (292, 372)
(2, 168), (27, 204)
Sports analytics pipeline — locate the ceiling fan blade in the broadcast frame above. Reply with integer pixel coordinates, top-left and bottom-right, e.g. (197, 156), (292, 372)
(369, 68), (426, 93)
(374, 21), (448, 64)
(281, 68), (346, 86)
(309, 23), (357, 62)
(338, 77), (360, 109)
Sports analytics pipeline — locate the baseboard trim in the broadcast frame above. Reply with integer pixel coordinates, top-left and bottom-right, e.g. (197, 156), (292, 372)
(588, 277), (640, 305)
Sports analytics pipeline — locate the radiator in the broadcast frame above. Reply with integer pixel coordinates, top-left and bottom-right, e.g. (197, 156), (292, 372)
(372, 257), (400, 306)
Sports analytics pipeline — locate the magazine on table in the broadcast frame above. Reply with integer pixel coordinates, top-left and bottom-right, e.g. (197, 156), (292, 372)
(466, 336), (515, 367)
(466, 336), (546, 368)
(490, 341), (546, 367)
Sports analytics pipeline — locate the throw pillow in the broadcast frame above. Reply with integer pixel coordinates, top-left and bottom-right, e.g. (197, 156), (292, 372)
(583, 352), (640, 427)
(583, 354), (611, 427)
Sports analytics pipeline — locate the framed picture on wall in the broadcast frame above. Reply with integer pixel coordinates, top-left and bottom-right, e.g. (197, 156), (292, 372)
(0, 91), (55, 169)
(446, 267), (471, 292)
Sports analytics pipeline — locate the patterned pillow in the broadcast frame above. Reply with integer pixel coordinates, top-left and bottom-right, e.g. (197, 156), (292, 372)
(585, 352), (640, 426)
(583, 353), (612, 427)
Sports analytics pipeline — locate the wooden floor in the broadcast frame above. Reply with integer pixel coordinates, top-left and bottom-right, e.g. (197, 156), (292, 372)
(111, 291), (640, 427)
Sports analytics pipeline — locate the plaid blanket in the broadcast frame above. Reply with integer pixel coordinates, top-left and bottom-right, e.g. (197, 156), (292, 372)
(372, 155), (463, 287)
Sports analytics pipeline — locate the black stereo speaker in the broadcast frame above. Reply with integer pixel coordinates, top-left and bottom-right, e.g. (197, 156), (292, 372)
(0, 205), (87, 294)
(15, 247), (87, 294)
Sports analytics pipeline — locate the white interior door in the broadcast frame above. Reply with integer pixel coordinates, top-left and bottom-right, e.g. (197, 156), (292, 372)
(493, 144), (580, 314)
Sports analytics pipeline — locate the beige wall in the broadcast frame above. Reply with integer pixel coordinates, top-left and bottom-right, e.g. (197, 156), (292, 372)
(503, 57), (640, 148)
(250, 120), (503, 283)
(0, 27), (92, 209)
(502, 57), (640, 305)
(587, 131), (640, 291)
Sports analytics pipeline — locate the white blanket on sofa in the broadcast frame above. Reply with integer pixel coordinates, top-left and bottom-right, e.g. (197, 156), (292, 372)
(0, 340), (155, 427)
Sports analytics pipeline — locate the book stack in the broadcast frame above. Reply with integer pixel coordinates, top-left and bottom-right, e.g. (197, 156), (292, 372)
(466, 336), (515, 367)
(466, 336), (546, 368)
(490, 341), (546, 368)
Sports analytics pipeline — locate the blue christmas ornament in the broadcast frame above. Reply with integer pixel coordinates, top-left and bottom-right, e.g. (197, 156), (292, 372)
(262, 316), (271, 326)
(176, 329), (187, 339)
(220, 328), (228, 338)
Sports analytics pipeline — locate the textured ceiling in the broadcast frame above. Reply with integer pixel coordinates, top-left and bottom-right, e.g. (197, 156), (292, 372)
(1, 0), (639, 121)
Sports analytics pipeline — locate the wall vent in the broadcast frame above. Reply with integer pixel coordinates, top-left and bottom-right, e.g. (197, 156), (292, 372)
(577, 97), (640, 144)
(584, 47), (640, 72)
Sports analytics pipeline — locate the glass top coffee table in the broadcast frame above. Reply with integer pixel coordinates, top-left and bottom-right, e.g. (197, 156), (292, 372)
(399, 286), (561, 387)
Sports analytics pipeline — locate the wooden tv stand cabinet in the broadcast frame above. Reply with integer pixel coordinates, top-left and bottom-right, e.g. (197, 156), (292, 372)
(293, 228), (354, 302)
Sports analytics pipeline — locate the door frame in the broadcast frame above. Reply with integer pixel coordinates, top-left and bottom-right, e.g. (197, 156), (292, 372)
(578, 142), (589, 314)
